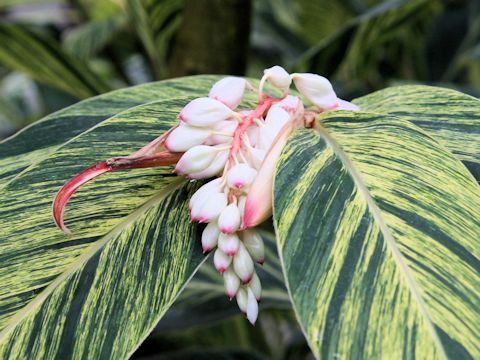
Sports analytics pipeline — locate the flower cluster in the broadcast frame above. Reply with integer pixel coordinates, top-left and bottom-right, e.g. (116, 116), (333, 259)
(164, 66), (358, 324)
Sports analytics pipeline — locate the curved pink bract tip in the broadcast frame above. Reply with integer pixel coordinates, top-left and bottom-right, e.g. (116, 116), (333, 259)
(52, 150), (182, 234)
(53, 162), (111, 234)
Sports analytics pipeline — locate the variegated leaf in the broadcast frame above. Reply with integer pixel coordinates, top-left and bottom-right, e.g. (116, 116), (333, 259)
(274, 111), (480, 359)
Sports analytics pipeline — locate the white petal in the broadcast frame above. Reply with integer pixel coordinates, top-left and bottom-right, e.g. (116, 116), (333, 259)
(223, 266), (240, 299)
(165, 124), (211, 152)
(214, 248), (232, 273)
(242, 229), (265, 263)
(209, 77), (246, 109)
(233, 242), (254, 283)
(204, 120), (237, 145)
(201, 222), (220, 253)
(218, 232), (240, 256)
(175, 145), (219, 175)
(247, 148), (266, 169)
(179, 97), (234, 127)
(226, 163), (257, 190)
(249, 273), (262, 301)
(189, 178), (222, 210)
(246, 288), (259, 325)
(197, 192), (228, 222)
(291, 73), (338, 110)
(188, 150), (228, 179)
(218, 203), (241, 234)
(264, 65), (291, 92)
(236, 287), (248, 313)
(264, 104), (290, 135)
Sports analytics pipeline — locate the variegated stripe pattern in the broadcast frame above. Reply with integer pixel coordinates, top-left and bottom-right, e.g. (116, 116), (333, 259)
(273, 112), (480, 359)
(0, 180), (205, 359)
(354, 85), (480, 182)
(0, 76), (222, 187)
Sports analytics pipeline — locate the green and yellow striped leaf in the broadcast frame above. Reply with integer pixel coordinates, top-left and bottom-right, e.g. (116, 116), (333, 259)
(0, 97), (202, 358)
(0, 75), (222, 187)
(0, 23), (111, 99)
(354, 85), (480, 182)
(273, 112), (480, 359)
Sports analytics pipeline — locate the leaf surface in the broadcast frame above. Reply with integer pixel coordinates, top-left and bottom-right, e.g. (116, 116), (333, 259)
(274, 111), (480, 359)
(354, 85), (480, 182)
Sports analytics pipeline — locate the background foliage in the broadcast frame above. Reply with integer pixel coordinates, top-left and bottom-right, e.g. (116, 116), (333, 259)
(0, 0), (478, 359)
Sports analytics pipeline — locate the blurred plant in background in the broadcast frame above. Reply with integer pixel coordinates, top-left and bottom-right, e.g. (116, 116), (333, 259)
(0, 0), (478, 358)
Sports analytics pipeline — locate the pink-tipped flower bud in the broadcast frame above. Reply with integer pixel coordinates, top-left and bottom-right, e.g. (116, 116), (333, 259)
(277, 95), (302, 113)
(201, 222), (220, 253)
(209, 77), (246, 109)
(226, 164), (257, 190)
(175, 145), (219, 175)
(205, 120), (237, 145)
(197, 192), (228, 222)
(264, 65), (291, 92)
(214, 248), (232, 273)
(249, 272), (262, 301)
(233, 242), (254, 283)
(242, 229), (265, 264)
(337, 99), (359, 110)
(236, 287), (248, 313)
(218, 232), (240, 256)
(188, 150), (228, 179)
(291, 73), (338, 110)
(218, 203), (241, 234)
(246, 288), (259, 325)
(165, 124), (211, 152)
(179, 97), (234, 127)
(189, 178), (222, 209)
(224, 267), (240, 299)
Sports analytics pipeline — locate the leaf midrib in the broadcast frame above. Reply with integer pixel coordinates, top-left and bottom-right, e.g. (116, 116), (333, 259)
(313, 122), (448, 360)
(0, 177), (186, 342)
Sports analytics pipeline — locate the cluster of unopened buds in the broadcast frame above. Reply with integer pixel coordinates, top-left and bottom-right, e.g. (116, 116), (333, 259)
(53, 65), (358, 325)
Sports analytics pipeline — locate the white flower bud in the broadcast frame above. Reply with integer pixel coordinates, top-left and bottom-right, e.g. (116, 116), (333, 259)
(201, 222), (220, 253)
(246, 125), (260, 147)
(189, 178), (222, 210)
(233, 242), (254, 283)
(226, 164), (257, 190)
(224, 267), (240, 299)
(247, 148), (266, 169)
(218, 232), (240, 256)
(264, 65), (291, 92)
(236, 287), (248, 313)
(165, 124), (211, 152)
(264, 104), (290, 136)
(277, 95), (301, 113)
(175, 145), (219, 175)
(179, 97), (234, 127)
(291, 73), (338, 110)
(249, 272), (262, 301)
(214, 248), (232, 273)
(237, 195), (247, 217)
(246, 288), (259, 325)
(204, 120), (237, 145)
(197, 192), (228, 222)
(188, 150), (228, 179)
(218, 203), (241, 234)
(209, 77), (246, 109)
(242, 229), (265, 264)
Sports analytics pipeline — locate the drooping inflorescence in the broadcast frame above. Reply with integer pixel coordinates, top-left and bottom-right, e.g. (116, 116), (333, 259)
(52, 65), (358, 325)
(162, 66), (358, 324)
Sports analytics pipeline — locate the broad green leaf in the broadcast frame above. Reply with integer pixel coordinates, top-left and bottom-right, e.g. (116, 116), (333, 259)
(274, 112), (480, 359)
(0, 179), (205, 359)
(0, 75), (222, 187)
(354, 85), (480, 182)
(0, 23), (111, 98)
(0, 98), (190, 330)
